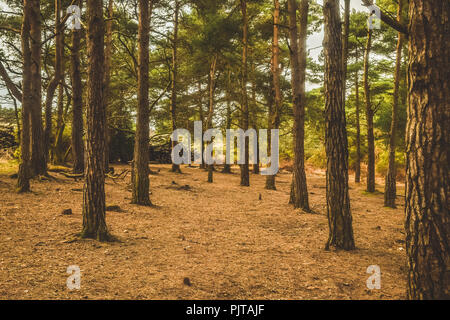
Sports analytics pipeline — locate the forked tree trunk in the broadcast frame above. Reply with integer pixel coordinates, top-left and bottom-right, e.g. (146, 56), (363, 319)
(288, 0), (309, 211)
(81, 0), (109, 241)
(170, 0), (181, 173)
(71, 0), (84, 174)
(363, 28), (375, 193)
(323, 0), (354, 251)
(384, 0), (404, 208)
(132, 0), (152, 206)
(405, 0), (449, 300)
(17, 0), (32, 193)
(266, 0), (281, 191)
(29, 0), (45, 176)
(240, 0), (250, 187)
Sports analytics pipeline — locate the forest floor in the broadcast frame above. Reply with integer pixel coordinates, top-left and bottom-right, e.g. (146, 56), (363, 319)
(0, 163), (407, 300)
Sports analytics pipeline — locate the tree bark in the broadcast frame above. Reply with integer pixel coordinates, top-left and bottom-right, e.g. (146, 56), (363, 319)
(81, 0), (110, 241)
(405, 0), (449, 300)
(240, 0), (250, 187)
(71, 0), (84, 174)
(323, 0), (355, 251)
(384, 0), (404, 208)
(132, 0), (152, 206)
(363, 28), (375, 193)
(29, 0), (45, 176)
(288, 0), (310, 211)
(17, 0), (32, 193)
(170, 0), (181, 173)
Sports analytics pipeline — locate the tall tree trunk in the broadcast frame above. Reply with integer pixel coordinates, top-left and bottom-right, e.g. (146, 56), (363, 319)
(222, 71), (232, 174)
(363, 28), (375, 193)
(288, 0), (310, 211)
(17, 0), (32, 193)
(170, 0), (181, 173)
(29, 0), (45, 176)
(250, 61), (260, 175)
(71, 0), (84, 174)
(240, 0), (250, 187)
(44, 0), (64, 167)
(266, 0), (281, 190)
(342, 0), (350, 108)
(81, 0), (110, 241)
(132, 0), (152, 206)
(104, 0), (113, 171)
(54, 74), (66, 164)
(405, 0), (449, 300)
(197, 80), (206, 169)
(355, 67), (361, 183)
(206, 55), (217, 183)
(384, 0), (404, 208)
(323, 0), (355, 251)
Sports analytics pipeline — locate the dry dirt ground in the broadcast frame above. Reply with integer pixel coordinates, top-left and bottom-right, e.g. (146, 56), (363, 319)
(0, 164), (407, 300)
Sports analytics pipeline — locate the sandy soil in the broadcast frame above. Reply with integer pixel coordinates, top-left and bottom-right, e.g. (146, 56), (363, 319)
(0, 164), (407, 300)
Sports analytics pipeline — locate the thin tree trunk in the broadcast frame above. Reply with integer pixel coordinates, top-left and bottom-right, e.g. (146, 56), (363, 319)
(170, 0), (181, 173)
(384, 0), (404, 208)
(240, 0), (250, 187)
(250, 60), (260, 175)
(355, 67), (361, 183)
(104, 0), (113, 171)
(222, 71), (232, 174)
(7, 88), (21, 145)
(132, 0), (152, 206)
(0, 60), (22, 101)
(197, 80), (206, 169)
(54, 77), (65, 164)
(44, 0), (64, 167)
(405, 0), (449, 300)
(288, 0), (310, 211)
(81, 0), (110, 241)
(206, 55), (217, 183)
(71, 0), (84, 174)
(17, 0), (32, 193)
(29, 0), (45, 176)
(342, 0), (350, 108)
(266, 0), (281, 190)
(363, 28), (375, 193)
(323, 0), (354, 251)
